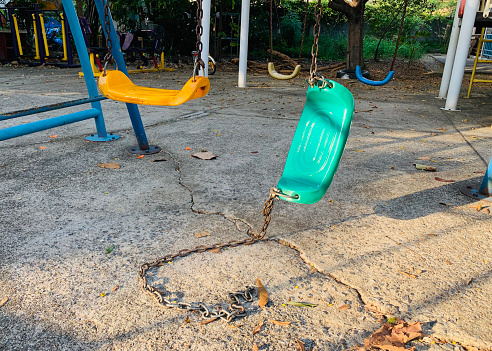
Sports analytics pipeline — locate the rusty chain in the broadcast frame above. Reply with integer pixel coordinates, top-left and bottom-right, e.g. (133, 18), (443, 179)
(138, 188), (279, 323)
(309, 0), (323, 87)
(194, 0), (205, 74)
(102, 0), (114, 68)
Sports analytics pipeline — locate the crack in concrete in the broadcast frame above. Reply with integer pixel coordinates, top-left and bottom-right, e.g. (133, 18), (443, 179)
(273, 237), (367, 310)
(161, 149), (253, 233)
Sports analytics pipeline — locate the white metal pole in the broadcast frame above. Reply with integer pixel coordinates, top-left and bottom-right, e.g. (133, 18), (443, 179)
(438, 0), (463, 99)
(200, 0), (211, 76)
(444, 0), (480, 111)
(238, 0), (250, 88)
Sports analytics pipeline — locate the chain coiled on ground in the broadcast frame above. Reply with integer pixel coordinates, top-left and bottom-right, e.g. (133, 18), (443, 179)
(138, 188), (278, 323)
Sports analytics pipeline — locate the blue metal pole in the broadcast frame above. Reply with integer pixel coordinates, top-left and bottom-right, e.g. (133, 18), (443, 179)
(93, 0), (159, 153)
(0, 96), (107, 120)
(0, 109), (102, 141)
(60, 0), (119, 142)
(478, 155), (492, 196)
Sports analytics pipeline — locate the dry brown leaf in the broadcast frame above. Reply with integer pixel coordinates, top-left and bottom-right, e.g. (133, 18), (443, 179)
(485, 208), (491, 214)
(0, 296), (9, 307)
(338, 304), (351, 310)
(199, 317), (219, 325)
(194, 231), (211, 238)
(252, 321), (264, 336)
(253, 344), (259, 351)
(112, 285), (119, 292)
(469, 203), (483, 211)
(295, 339), (306, 351)
(364, 320), (424, 351)
(257, 278), (269, 308)
(210, 248), (222, 253)
(416, 156), (431, 160)
(269, 319), (291, 326)
(435, 177), (455, 182)
(414, 164), (436, 172)
(192, 151), (217, 160)
(184, 316), (191, 324)
(98, 163), (120, 169)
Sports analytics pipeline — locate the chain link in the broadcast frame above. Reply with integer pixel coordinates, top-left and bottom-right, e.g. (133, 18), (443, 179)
(102, 0), (113, 67)
(139, 188), (279, 323)
(309, 0), (323, 87)
(194, 0), (205, 73)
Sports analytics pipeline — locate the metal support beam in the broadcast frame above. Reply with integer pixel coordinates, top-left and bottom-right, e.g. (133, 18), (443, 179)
(238, 0), (250, 88)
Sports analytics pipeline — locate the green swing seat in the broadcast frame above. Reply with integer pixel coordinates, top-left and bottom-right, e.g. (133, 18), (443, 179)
(277, 79), (354, 204)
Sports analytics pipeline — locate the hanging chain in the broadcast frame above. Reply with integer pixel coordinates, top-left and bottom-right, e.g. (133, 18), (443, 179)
(194, 0), (205, 74)
(138, 188), (279, 323)
(309, 0), (323, 87)
(102, 0), (113, 67)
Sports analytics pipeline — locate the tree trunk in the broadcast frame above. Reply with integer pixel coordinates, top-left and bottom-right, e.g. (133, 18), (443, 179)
(328, 0), (368, 70)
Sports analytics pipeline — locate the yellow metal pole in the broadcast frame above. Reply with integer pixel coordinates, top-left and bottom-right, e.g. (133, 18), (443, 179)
(12, 14), (23, 56)
(32, 14), (40, 59)
(39, 14), (50, 57)
(467, 28), (484, 98)
(159, 52), (164, 69)
(59, 12), (68, 61)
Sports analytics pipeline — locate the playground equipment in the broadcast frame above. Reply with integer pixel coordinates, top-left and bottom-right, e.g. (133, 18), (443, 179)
(97, 0), (210, 107)
(139, 0), (355, 322)
(275, 0), (354, 204)
(1, 0), (160, 156)
(5, 5), (78, 67)
(466, 29), (492, 97)
(355, 0), (409, 86)
(78, 23), (174, 77)
(267, 0), (307, 80)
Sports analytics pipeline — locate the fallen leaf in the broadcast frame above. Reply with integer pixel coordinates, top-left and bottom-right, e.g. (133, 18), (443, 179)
(468, 204), (484, 212)
(112, 285), (119, 292)
(364, 320), (424, 350)
(485, 208), (491, 214)
(105, 244), (115, 254)
(39, 146), (47, 149)
(445, 260), (452, 265)
(252, 321), (264, 335)
(199, 317), (219, 325)
(49, 135), (58, 138)
(414, 164), (436, 172)
(269, 319), (291, 326)
(194, 231), (211, 238)
(257, 278), (269, 308)
(100, 293), (106, 297)
(98, 163), (120, 169)
(185, 147), (192, 150)
(295, 339), (306, 351)
(435, 177), (454, 182)
(253, 344), (259, 351)
(338, 304), (351, 310)
(416, 156), (431, 160)
(285, 301), (317, 307)
(353, 149), (364, 152)
(192, 151), (217, 160)
(0, 297), (8, 307)
(210, 248), (222, 253)
(137, 155), (144, 159)
(184, 316), (191, 324)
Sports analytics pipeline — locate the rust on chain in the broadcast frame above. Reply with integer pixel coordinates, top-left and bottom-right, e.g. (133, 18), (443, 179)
(309, 0), (323, 87)
(102, 0), (114, 66)
(138, 188), (278, 323)
(195, 0), (205, 72)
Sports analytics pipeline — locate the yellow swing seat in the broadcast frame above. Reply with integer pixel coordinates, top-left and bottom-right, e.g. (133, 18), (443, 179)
(268, 62), (302, 80)
(98, 70), (210, 106)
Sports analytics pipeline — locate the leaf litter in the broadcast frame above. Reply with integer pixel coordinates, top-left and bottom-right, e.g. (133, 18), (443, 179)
(362, 319), (425, 351)
(257, 278), (269, 308)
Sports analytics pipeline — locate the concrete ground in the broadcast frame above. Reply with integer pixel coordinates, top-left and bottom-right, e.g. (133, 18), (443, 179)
(0, 61), (492, 351)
